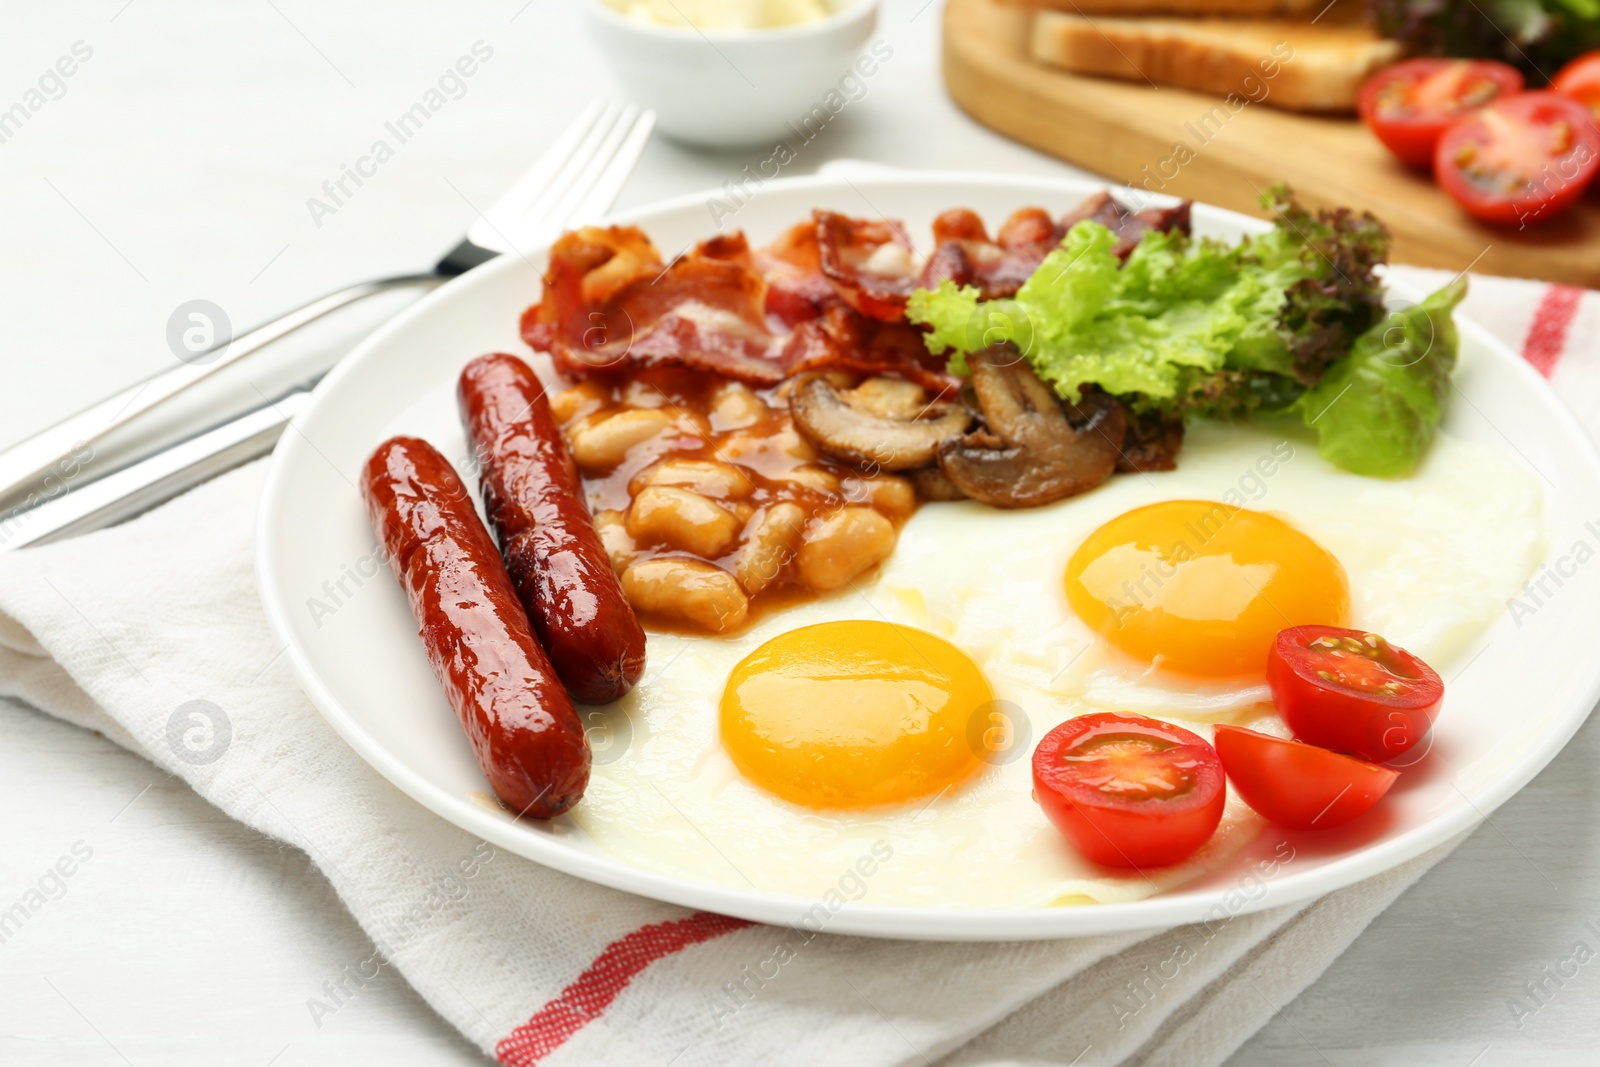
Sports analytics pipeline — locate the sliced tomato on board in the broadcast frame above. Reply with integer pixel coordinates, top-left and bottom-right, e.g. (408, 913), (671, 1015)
(1553, 50), (1600, 125)
(1031, 712), (1225, 869)
(1435, 92), (1600, 226)
(1213, 725), (1399, 830)
(1359, 58), (1525, 168)
(1267, 625), (1443, 763)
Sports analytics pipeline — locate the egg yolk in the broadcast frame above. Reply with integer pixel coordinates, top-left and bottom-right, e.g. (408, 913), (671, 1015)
(1064, 500), (1350, 678)
(719, 621), (993, 809)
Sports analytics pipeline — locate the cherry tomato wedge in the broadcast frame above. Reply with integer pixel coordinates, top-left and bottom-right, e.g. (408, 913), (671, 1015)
(1435, 92), (1600, 226)
(1268, 625), (1443, 763)
(1213, 725), (1399, 830)
(1553, 50), (1600, 125)
(1359, 58), (1524, 168)
(1032, 712), (1225, 869)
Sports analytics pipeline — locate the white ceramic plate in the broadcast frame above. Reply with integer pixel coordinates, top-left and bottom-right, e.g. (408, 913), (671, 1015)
(257, 172), (1600, 940)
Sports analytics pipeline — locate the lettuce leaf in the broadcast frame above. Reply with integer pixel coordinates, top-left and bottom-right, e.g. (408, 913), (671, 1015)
(909, 222), (1265, 406)
(905, 190), (1390, 412)
(906, 280), (980, 358)
(1294, 277), (1466, 478)
(901, 187), (1464, 478)
(1255, 190), (1390, 385)
(1370, 0), (1600, 82)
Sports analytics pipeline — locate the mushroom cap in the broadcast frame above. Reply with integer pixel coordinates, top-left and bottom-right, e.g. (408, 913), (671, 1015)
(936, 345), (1126, 509)
(789, 373), (972, 471)
(908, 464), (969, 502)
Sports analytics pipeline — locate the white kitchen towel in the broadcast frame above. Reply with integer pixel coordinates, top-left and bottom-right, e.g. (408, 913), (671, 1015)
(0, 266), (1592, 1067)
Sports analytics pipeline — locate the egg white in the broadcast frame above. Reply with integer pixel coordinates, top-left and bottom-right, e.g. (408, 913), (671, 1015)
(568, 422), (1545, 908)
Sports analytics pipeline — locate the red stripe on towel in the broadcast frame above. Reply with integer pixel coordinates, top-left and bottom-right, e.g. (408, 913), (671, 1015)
(1522, 285), (1583, 379)
(496, 912), (752, 1066)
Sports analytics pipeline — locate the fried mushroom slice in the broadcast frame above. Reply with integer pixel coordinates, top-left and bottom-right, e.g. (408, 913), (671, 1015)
(908, 464), (969, 502)
(937, 346), (1126, 509)
(788, 373), (971, 471)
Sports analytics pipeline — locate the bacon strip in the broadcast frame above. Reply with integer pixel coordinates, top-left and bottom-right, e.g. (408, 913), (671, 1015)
(777, 305), (960, 399)
(522, 228), (784, 384)
(914, 195), (1195, 301)
(916, 206), (1066, 300)
(813, 210), (924, 324)
(520, 193), (1193, 394)
(754, 220), (838, 330)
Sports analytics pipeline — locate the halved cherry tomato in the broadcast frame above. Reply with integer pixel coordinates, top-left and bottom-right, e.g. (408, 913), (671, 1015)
(1267, 625), (1443, 764)
(1213, 725), (1399, 830)
(1435, 92), (1600, 226)
(1553, 50), (1600, 125)
(1032, 712), (1225, 869)
(1359, 58), (1524, 168)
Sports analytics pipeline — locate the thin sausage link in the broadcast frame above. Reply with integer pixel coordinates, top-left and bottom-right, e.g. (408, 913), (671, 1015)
(458, 353), (648, 705)
(361, 435), (589, 817)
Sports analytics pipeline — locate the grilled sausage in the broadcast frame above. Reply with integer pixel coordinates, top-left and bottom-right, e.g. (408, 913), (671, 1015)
(458, 353), (647, 705)
(361, 435), (589, 818)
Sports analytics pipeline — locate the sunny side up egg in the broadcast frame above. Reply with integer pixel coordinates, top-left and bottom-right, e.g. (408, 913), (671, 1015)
(720, 621), (992, 809)
(1065, 500), (1352, 678)
(568, 422), (1545, 909)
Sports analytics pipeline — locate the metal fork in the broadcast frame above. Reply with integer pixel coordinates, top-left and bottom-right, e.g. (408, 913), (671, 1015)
(0, 99), (654, 517)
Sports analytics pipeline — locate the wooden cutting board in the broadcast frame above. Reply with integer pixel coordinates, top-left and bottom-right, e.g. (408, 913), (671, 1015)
(943, 0), (1600, 287)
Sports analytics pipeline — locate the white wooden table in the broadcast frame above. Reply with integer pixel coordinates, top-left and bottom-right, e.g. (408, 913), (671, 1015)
(2, 2), (1596, 1063)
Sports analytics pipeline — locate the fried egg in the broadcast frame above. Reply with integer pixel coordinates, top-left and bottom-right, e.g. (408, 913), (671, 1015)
(720, 621), (992, 809)
(1064, 499), (1351, 678)
(568, 422), (1544, 908)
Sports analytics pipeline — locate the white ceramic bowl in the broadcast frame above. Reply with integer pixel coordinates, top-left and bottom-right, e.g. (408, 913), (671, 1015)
(583, 0), (881, 147)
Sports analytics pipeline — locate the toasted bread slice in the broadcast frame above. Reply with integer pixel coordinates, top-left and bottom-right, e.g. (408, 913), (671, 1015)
(1029, 13), (1403, 112)
(1004, 0), (1323, 14)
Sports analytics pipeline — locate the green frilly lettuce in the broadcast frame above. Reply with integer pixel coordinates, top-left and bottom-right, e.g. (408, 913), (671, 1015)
(905, 189), (1461, 477)
(1295, 276), (1465, 477)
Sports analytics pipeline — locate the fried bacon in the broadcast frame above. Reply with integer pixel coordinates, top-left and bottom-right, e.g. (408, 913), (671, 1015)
(778, 306), (960, 399)
(521, 226), (653, 358)
(753, 220), (837, 330)
(814, 210), (921, 323)
(522, 227), (783, 383)
(1062, 191), (1194, 260)
(916, 206), (1064, 300)
(913, 196), (1196, 302)
(521, 192), (1192, 396)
